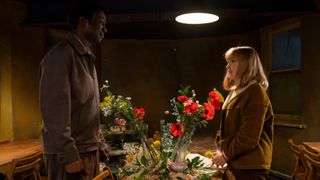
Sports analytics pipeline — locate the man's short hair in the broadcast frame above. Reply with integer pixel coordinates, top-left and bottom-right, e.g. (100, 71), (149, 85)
(68, 2), (105, 30)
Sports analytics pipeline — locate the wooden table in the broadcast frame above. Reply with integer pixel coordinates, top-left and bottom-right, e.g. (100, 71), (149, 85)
(0, 139), (42, 175)
(302, 142), (320, 153)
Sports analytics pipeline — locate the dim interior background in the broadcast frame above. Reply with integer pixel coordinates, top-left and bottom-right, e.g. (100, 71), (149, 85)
(1, 0), (320, 177)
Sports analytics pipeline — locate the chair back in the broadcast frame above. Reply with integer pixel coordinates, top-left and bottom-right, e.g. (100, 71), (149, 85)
(288, 138), (306, 179)
(303, 146), (320, 180)
(92, 166), (114, 180)
(6, 151), (42, 180)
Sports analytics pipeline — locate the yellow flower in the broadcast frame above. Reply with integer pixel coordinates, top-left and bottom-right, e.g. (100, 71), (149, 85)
(204, 150), (214, 159)
(99, 96), (113, 108)
(156, 151), (160, 159)
(104, 96), (112, 102)
(213, 88), (224, 103)
(126, 154), (134, 163)
(118, 101), (128, 108)
(99, 102), (108, 108)
(153, 140), (161, 149)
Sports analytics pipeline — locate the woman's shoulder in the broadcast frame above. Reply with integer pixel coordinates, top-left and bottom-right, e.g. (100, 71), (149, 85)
(246, 83), (270, 104)
(247, 83), (265, 92)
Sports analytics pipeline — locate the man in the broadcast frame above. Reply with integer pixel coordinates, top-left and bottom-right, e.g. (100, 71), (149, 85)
(39, 2), (107, 179)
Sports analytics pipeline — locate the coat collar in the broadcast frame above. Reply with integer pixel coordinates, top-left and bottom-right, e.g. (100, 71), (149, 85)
(222, 80), (257, 110)
(66, 33), (95, 60)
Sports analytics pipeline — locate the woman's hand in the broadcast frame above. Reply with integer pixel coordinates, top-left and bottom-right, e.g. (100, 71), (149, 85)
(212, 150), (227, 171)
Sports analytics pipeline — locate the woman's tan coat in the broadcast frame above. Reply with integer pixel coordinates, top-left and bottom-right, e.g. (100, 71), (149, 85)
(216, 83), (274, 170)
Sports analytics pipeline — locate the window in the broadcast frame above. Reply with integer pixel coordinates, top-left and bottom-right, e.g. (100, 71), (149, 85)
(261, 18), (305, 128)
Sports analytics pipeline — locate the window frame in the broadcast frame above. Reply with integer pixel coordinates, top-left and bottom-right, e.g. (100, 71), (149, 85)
(261, 18), (306, 128)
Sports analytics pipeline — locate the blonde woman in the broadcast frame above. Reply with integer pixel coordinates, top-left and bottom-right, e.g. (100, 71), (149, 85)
(213, 46), (274, 180)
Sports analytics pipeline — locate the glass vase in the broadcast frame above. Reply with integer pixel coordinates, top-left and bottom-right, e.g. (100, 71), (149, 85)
(135, 123), (159, 165)
(170, 126), (195, 163)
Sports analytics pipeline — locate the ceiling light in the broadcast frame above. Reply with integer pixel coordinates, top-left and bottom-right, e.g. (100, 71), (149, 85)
(175, 12), (219, 25)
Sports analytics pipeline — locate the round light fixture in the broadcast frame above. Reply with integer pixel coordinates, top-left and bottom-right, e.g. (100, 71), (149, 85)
(175, 12), (219, 24)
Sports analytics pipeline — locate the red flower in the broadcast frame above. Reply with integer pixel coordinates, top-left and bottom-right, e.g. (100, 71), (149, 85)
(209, 91), (221, 110)
(134, 107), (145, 120)
(184, 102), (198, 114)
(177, 95), (189, 102)
(170, 123), (183, 137)
(202, 103), (215, 121)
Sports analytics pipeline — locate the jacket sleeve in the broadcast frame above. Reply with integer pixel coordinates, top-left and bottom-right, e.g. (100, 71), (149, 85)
(219, 86), (269, 160)
(39, 48), (80, 164)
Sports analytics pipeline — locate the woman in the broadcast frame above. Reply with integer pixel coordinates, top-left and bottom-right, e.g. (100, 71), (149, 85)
(213, 46), (274, 180)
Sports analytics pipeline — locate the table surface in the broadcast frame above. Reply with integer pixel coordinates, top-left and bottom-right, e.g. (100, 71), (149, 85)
(302, 142), (320, 153)
(0, 139), (42, 166)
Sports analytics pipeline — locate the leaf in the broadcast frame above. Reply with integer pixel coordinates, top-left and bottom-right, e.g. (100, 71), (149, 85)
(122, 168), (134, 176)
(200, 120), (208, 127)
(192, 156), (200, 163)
(136, 156), (141, 166)
(140, 155), (148, 166)
(187, 156), (204, 169)
(200, 175), (211, 180)
(178, 85), (191, 95)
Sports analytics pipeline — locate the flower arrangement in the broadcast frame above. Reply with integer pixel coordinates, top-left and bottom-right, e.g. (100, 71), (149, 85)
(99, 81), (224, 179)
(168, 86), (223, 137)
(166, 86), (224, 170)
(99, 80), (146, 132)
(99, 80), (158, 164)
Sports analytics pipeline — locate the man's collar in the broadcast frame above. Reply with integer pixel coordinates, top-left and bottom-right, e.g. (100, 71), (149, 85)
(66, 33), (94, 58)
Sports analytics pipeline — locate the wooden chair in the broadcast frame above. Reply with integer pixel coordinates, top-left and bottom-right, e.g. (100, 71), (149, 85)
(6, 151), (42, 180)
(92, 166), (114, 180)
(288, 138), (306, 179)
(303, 146), (320, 180)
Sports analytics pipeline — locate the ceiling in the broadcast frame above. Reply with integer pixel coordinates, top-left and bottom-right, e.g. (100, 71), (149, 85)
(21, 0), (318, 39)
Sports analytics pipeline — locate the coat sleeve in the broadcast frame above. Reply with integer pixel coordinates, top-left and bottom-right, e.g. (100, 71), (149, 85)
(39, 47), (80, 164)
(219, 86), (269, 160)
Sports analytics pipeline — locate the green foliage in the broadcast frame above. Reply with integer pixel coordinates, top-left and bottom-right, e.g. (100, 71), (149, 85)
(200, 119), (208, 127)
(200, 174), (212, 180)
(139, 155), (148, 166)
(122, 168), (134, 176)
(178, 85), (191, 95)
(187, 156), (204, 170)
(159, 158), (169, 178)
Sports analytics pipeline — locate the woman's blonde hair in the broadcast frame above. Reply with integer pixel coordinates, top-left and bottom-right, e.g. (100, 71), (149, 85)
(223, 46), (268, 91)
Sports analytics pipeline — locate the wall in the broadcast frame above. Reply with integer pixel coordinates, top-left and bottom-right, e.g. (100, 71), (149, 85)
(0, 1), (13, 142)
(261, 14), (320, 175)
(0, 0), (44, 141)
(2, 1), (319, 175)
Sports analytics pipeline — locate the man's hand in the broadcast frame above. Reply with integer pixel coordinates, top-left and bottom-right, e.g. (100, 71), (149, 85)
(65, 159), (85, 173)
(212, 150), (227, 171)
(97, 129), (109, 161)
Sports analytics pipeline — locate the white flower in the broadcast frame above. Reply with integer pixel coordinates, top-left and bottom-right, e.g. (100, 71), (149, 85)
(126, 97), (131, 100)
(164, 110), (170, 114)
